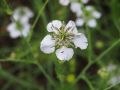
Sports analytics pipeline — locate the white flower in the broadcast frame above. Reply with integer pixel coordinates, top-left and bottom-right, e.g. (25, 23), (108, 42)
(70, 4), (101, 28)
(13, 7), (34, 23)
(7, 21), (30, 38)
(59, 0), (70, 6)
(85, 5), (101, 19)
(40, 20), (88, 61)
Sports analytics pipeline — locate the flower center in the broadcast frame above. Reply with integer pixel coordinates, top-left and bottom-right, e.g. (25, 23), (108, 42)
(52, 26), (74, 47)
(15, 21), (23, 30)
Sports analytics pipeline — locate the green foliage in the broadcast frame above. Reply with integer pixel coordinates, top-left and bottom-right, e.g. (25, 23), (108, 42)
(0, 0), (120, 90)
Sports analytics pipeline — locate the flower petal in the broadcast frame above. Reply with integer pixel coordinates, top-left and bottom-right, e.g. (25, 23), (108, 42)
(81, 0), (89, 4)
(75, 18), (85, 27)
(73, 33), (88, 49)
(86, 5), (94, 11)
(65, 20), (78, 34)
(70, 2), (82, 13)
(76, 9), (83, 17)
(13, 7), (34, 23)
(9, 30), (20, 38)
(92, 11), (101, 19)
(56, 47), (74, 61)
(59, 0), (70, 6)
(22, 23), (30, 37)
(40, 35), (55, 54)
(47, 20), (62, 33)
(7, 23), (21, 38)
(87, 19), (97, 28)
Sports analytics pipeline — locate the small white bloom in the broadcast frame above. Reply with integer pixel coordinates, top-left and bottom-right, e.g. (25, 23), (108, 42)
(85, 5), (101, 19)
(87, 19), (97, 28)
(13, 7), (34, 23)
(59, 0), (70, 6)
(75, 18), (84, 27)
(7, 21), (30, 38)
(56, 46), (74, 61)
(40, 20), (88, 61)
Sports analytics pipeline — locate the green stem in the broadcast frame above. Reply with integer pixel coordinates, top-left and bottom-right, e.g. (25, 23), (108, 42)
(0, 68), (40, 89)
(74, 39), (120, 84)
(93, 39), (120, 64)
(35, 62), (56, 87)
(86, 27), (93, 62)
(103, 81), (120, 90)
(0, 58), (56, 87)
(28, 0), (49, 42)
(82, 76), (95, 90)
(3, 0), (12, 14)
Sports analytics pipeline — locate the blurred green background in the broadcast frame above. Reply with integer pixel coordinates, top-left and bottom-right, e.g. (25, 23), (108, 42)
(0, 0), (120, 90)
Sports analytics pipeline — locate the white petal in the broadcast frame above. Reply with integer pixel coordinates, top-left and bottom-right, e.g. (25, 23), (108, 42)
(52, 20), (62, 29)
(7, 23), (16, 32)
(86, 5), (94, 11)
(47, 22), (53, 32)
(59, 0), (70, 6)
(92, 11), (101, 19)
(47, 20), (62, 33)
(73, 33), (88, 49)
(75, 18), (84, 27)
(9, 30), (20, 38)
(65, 20), (78, 34)
(22, 23), (30, 37)
(24, 7), (34, 18)
(56, 47), (74, 61)
(76, 9), (83, 17)
(40, 44), (55, 54)
(40, 35), (55, 54)
(70, 2), (82, 13)
(81, 0), (89, 4)
(7, 23), (21, 38)
(87, 19), (97, 28)
(13, 7), (34, 23)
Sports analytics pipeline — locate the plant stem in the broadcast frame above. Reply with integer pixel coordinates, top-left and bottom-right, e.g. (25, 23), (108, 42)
(74, 39), (120, 84)
(82, 76), (95, 90)
(28, 0), (49, 42)
(86, 26), (93, 62)
(103, 81), (120, 90)
(0, 68), (40, 89)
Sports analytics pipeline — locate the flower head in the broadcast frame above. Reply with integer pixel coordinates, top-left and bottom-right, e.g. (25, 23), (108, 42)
(40, 20), (88, 61)
(7, 21), (30, 38)
(7, 6), (34, 38)
(74, 5), (101, 28)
